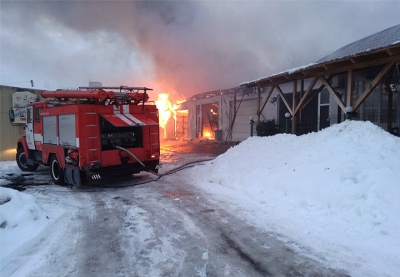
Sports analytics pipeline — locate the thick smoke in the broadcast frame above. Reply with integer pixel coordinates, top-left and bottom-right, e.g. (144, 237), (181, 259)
(1, 1), (399, 100)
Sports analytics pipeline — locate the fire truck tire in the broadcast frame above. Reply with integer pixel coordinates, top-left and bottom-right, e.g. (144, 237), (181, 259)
(16, 148), (39, 172)
(50, 155), (66, 186)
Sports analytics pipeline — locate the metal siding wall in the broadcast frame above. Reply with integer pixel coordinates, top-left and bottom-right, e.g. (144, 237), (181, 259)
(1, 87), (23, 160)
(220, 96), (232, 141)
(229, 92), (278, 142)
(231, 98), (258, 141)
(186, 96), (224, 139)
(183, 91), (279, 142)
(0, 86), (42, 161)
(187, 101), (197, 139)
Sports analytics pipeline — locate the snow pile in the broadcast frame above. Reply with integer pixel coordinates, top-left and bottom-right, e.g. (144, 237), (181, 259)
(189, 120), (400, 276)
(0, 120), (399, 276)
(0, 187), (50, 260)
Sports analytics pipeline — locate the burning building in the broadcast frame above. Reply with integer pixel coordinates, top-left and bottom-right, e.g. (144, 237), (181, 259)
(175, 86), (278, 142)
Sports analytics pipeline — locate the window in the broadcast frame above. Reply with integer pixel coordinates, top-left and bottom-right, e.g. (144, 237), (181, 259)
(35, 107), (41, 123)
(320, 89), (330, 105)
(27, 107), (33, 123)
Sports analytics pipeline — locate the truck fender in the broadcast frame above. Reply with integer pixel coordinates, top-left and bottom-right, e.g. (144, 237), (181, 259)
(46, 153), (58, 166)
(42, 152), (49, 165)
(17, 138), (30, 159)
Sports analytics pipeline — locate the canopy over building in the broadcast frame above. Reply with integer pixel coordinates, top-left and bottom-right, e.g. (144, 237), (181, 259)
(241, 24), (399, 135)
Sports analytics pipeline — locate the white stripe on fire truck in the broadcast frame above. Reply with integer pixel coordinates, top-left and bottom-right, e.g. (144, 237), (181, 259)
(113, 109), (133, 126)
(122, 105), (145, 125)
(125, 114), (145, 125)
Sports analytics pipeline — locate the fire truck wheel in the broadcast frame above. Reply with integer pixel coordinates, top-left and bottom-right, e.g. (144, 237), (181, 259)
(16, 148), (39, 172)
(50, 156), (66, 185)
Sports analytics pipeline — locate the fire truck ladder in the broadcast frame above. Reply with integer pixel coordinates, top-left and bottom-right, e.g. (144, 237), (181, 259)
(83, 111), (102, 165)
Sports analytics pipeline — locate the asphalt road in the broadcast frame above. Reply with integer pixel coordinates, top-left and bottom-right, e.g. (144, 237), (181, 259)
(1, 140), (350, 276)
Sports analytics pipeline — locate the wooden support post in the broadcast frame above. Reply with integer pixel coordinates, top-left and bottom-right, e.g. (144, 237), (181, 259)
(387, 88), (393, 132)
(257, 86), (261, 123)
(300, 80), (304, 123)
(346, 69), (354, 108)
(292, 80), (297, 134)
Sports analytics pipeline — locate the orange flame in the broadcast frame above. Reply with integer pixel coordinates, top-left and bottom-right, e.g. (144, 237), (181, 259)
(155, 93), (183, 138)
(155, 93), (174, 129)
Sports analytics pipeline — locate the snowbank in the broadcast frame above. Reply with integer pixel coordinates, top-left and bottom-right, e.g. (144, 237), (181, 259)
(1, 120), (399, 276)
(189, 121), (400, 276)
(0, 186), (51, 261)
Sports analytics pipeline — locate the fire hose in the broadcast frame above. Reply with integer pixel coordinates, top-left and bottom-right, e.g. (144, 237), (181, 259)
(115, 145), (213, 178)
(91, 145), (214, 188)
(116, 145), (160, 177)
(48, 146), (214, 190)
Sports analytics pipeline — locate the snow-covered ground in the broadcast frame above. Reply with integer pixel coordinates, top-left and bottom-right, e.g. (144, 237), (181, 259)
(0, 178), (53, 260)
(1, 120), (399, 276)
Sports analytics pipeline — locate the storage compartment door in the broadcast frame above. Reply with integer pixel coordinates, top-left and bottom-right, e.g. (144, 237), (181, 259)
(59, 114), (77, 146)
(43, 116), (57, 145)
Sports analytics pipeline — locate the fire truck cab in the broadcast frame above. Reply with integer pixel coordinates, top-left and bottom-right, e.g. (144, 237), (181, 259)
(15, 86), (160, 186)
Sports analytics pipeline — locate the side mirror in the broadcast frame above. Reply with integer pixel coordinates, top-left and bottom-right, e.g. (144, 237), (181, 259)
(9, 109), (15, 123)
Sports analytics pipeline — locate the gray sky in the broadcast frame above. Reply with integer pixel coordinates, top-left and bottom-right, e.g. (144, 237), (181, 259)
(0, 0), (399, 100)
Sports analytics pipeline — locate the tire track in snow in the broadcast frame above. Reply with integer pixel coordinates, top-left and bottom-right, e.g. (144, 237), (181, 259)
(150, 174), (351, 277)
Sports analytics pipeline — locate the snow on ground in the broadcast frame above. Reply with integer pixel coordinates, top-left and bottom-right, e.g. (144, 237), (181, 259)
(187, 120), (400, 276)
(0, 180), (52, 261)
(0, 120), (399, 276)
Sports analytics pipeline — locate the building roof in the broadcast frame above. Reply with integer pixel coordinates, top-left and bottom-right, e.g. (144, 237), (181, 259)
(242, 24), (400, 87)
(184, 86), (253, 102)
(317, 24), (400, 64)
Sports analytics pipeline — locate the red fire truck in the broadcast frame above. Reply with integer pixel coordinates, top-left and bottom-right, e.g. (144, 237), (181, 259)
(14, 86), (160, 186)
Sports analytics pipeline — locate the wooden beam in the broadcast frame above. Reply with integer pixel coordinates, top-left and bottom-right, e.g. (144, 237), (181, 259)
(346, 69), (353, 107)
(302, 66), (326, 75)
(317, 55), (400, 78)
(276, 85), (292, 114)
(257, 86), (261, 122)
(300, 79), (304, 122)
(320, 76), (346, 112)
(293, 80), (297, 114)
(353, 61), (396, 110)
(292, 80), (297, 134)
(257, 86), (275, 116)
(386, 46), (400, 56)
(323, 60), (354, 70)
(246, 53), (400, 90)
(294, 77), (318, 115)
(302, 81), (330, 109)
(387, 48), (394, 56)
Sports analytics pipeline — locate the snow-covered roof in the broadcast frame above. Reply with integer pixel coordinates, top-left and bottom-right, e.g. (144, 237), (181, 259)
(242, 24), (400, 87)
(317, 24), (400, 64)
(184, 86), (253, 102)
